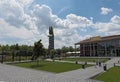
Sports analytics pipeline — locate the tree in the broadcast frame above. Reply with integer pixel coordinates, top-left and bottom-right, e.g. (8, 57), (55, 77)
(55, 48), (61, 57)
(61, 46), (69, 53)
(42, 48), (47, 58)
(15, 44), (19, 51)
(69, 46), (74, 52)
(32, 39), (44, 65)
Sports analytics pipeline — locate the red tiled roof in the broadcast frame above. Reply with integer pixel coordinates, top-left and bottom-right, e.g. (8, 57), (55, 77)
(75, 35), (120, 45)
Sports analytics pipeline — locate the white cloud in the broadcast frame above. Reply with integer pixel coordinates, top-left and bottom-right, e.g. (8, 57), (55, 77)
(66, 14), (93, 28)
(0, 1), (57, 47)
(94, 15), (120, 35)
(17, 0), (34, 7)
(0, 0), (39, 45)
(111, 15), (120, 24)
(101, 7), (113, 15)
(0, 18), (37, 44)
(51, 14), (93, 31)
(0, 0), (119, 48)
(0, 0), (37, 30)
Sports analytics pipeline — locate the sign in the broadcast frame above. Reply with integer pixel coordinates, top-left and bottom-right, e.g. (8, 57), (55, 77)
(90, 36), (101, 41)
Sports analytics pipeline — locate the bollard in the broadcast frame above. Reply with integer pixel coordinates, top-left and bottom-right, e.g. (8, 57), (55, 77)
(99, 62), (101, 67)
(103, 64), (107, 71)
(82, 64), (85, 69)
(114, 63), (115, 67)
(75, 61), (78, 64)
(85, 61), (87, 65)
(96, 62), (98, 65)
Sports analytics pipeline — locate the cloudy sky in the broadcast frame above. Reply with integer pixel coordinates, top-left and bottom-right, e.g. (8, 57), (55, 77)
(0, 0), (120, 48)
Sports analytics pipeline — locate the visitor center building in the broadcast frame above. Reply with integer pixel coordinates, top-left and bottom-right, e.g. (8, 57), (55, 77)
(75, 35), (120, 56)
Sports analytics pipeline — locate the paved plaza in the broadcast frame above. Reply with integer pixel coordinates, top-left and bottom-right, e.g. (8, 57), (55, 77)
(0, 57), (120, 82)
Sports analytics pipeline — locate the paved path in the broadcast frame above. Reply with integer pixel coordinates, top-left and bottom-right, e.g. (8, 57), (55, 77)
(106, 57), (120, 69)
(46, 59), (96, 65)
(58, 57), (120, 81)
(0, 57), (120, 82)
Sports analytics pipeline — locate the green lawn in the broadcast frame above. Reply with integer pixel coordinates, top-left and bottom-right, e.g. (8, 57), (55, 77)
(14, 61), (90, 73)
(62, 58), (110, 63)
(94, 66), (120, 82)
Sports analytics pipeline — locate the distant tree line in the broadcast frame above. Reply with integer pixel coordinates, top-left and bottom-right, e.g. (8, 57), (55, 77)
(0, 44), (34, 56)
(0, 42), (78, 60)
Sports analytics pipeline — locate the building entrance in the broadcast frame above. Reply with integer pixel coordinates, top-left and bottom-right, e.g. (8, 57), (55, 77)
(116, 49), (120, 56)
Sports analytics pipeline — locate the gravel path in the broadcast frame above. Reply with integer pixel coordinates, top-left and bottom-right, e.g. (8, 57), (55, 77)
(0, 57), (120, 82)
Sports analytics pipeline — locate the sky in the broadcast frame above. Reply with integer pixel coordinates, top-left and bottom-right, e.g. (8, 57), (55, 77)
(0, 0), (120, 48)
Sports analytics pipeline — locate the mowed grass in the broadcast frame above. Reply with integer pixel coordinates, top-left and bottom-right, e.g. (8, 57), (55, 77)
(94, 66), (120, 82)
(14, 61), (90, 73)
(62, 58), (110, 63)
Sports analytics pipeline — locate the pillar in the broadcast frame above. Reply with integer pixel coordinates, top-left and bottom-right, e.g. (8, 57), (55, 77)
(75, 44), (76, 56)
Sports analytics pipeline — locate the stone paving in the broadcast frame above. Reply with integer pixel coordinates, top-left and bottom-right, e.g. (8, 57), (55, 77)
(0, 57), (120, 82)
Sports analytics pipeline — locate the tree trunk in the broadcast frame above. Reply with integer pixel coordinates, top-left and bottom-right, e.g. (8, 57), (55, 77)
(36, 58), (39, 66)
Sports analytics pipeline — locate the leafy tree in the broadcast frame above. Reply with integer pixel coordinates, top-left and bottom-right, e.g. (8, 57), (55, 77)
(15, 44), (19, 51)
(61, 46), (69, 53)
(55, 48), (61, 57)
(32, 40), (43, 60)
(42, 48), (47, 57)
(69, 46), (74, 52)
(31, 39), (45, 65)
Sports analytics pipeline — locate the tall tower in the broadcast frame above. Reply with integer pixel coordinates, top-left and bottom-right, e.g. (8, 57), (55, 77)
(48, 26), (54, 50)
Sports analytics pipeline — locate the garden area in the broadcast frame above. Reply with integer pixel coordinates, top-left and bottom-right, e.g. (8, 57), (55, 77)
(94, 66), (120, 82)
(13, 60), (91, 73)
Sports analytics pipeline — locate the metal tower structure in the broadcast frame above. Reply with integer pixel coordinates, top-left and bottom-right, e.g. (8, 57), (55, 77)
(48, 26), (54, 50)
